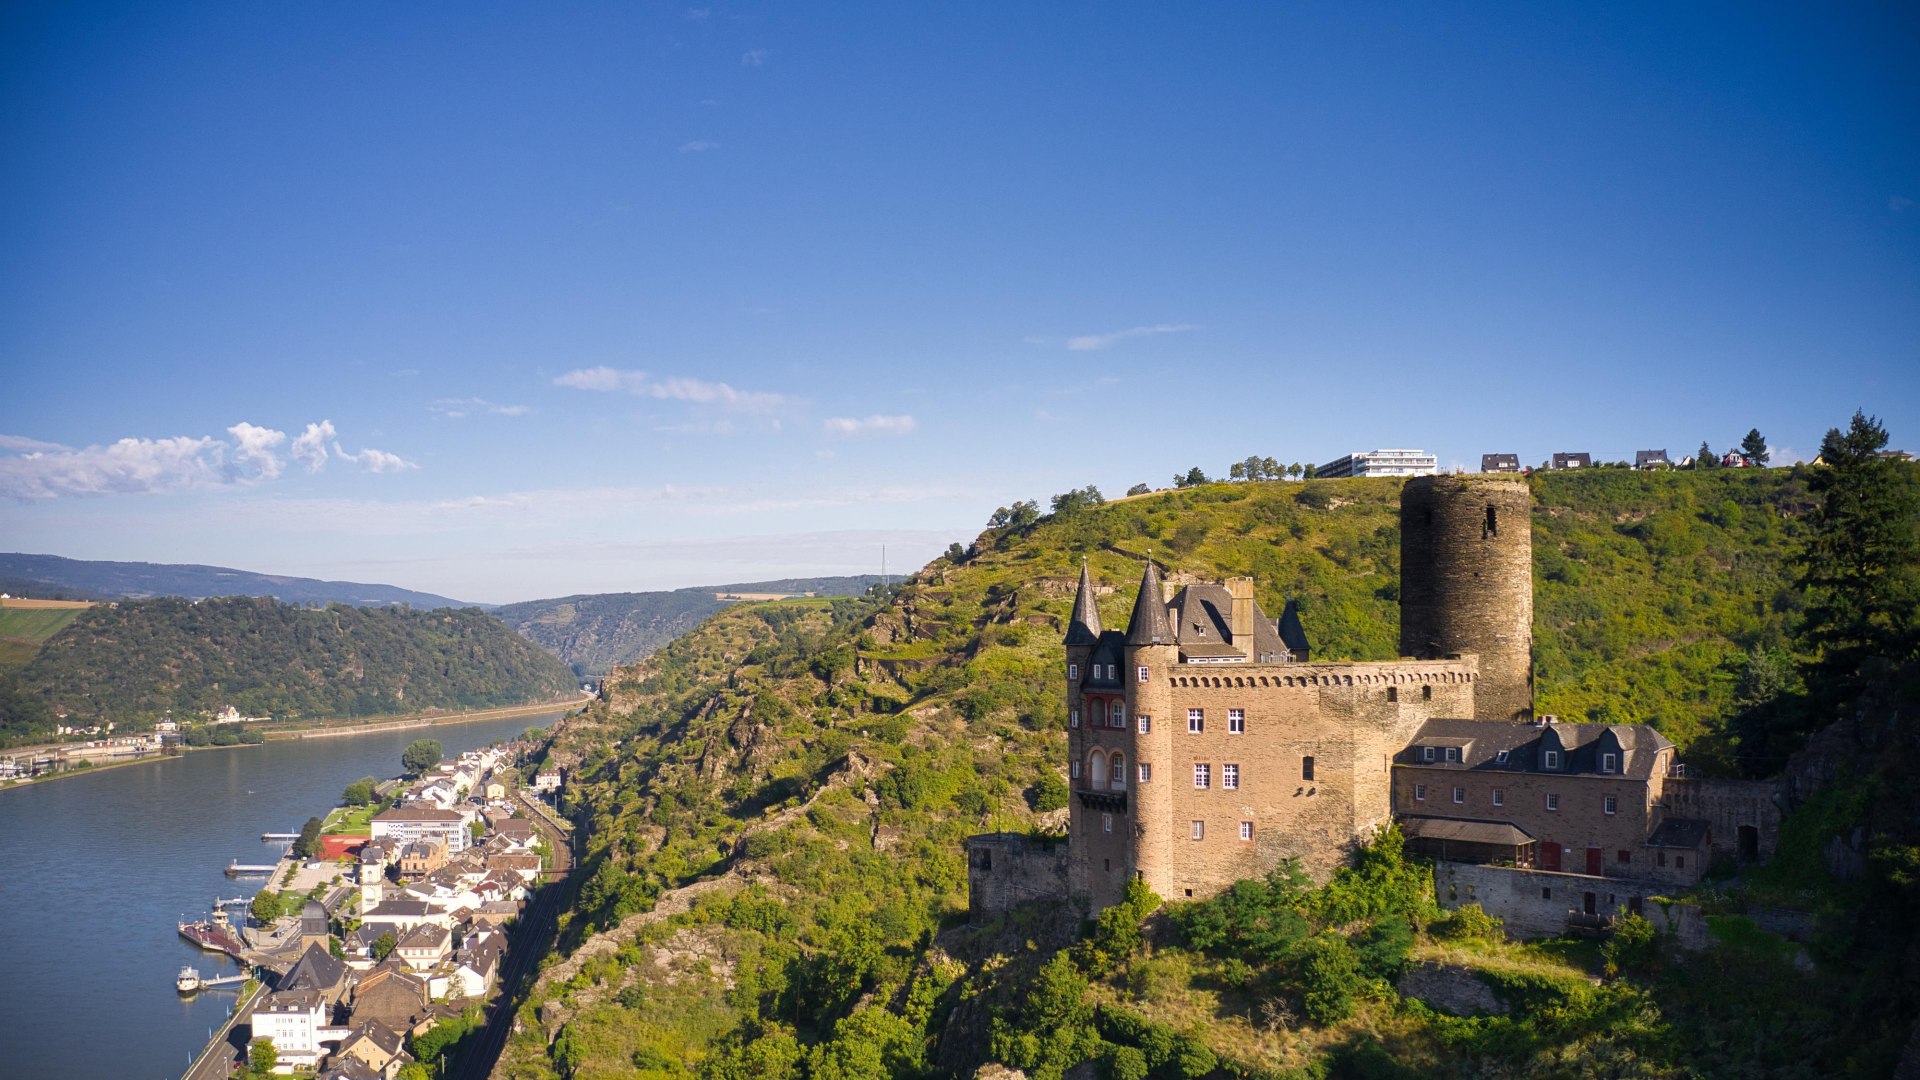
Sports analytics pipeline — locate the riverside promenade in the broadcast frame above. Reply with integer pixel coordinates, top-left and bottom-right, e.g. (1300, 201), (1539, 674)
(180, 980), (261, 1080)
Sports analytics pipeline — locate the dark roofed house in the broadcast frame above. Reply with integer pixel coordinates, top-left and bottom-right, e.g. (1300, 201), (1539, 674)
(333, 1018), (411, 1078)
(1551, 452), (1592, 470)
(1634, 449), (1671, 469)
(1481, 453), (1521, 473)
(349, 965), (430, 1033)
(282, 942), (353, 1007)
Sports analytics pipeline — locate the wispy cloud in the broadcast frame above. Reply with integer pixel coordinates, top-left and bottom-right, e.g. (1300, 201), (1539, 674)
(678, 139), (721, 153)
(0, 419), (406, 498)
(740, 48), (771, 67)
(1064, 323), (1195, 351)
(823, 414), (916, 437)
(429, 397), (530, 419)
(553, 367), (787, 413)
(0, 434), (70, 453)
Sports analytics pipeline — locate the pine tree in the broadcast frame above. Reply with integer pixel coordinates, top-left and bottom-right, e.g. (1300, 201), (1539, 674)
(1798, 411), (1920, 694)
(1741, 428), (1770, 465)
(1696, 440), (1717, 468)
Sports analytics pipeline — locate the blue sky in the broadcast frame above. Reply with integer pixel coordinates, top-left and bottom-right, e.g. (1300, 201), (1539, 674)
(2, 3), (1915, 604)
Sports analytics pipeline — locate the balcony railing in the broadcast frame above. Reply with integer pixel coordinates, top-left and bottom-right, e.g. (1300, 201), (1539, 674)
(1074, 788), (1127, 813)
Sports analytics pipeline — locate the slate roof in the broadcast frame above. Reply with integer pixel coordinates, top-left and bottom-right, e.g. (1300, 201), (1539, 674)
(1402, 718), (1674, 778)
(283, 943), (350, 993)
(1646, 818), (1712, 849)
(339, 1019), (407, 1059)
(1401, 816), (1535, 846)
(363, 900), (434, 919)
(319, 1058), (385, 1080)
(1481, 453), (1521, 472)
(373, 807), (463, 823)
(1277, 598), (1310, 658)
(1064, 559), (1103, 646)
(397, 923), (450, 951)
(1124, 561), (1174, 645)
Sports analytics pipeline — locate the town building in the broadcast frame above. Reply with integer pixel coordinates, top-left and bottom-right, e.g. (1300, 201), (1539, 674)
(251, 989), (338, 1072)
(370, 806), (468, 854)
(1634, 449), (1671, 469)
(1550, 452), (1592, 469)
(1314, 449), (1438, 478)
(1480, 453), (1521, 473)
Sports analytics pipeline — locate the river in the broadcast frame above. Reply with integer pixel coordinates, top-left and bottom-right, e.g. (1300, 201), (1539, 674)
(0, 710), (567, 1080)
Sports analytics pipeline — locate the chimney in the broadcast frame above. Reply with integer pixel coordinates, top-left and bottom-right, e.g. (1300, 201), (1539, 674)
(1227, 577), (1254, 650)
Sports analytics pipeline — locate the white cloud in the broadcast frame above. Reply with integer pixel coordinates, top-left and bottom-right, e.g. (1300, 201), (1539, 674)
(429, 397), (530, 419)
(679, 139), (721, 153)
(740, 48), (771, 66)
(291, 421), (336, 472)
(824, 414), (916, 437)
(1064, 323), (1196, 351)
(0, 434), (70, 452)
(553, 367), (786, 413)
(0, 419), (413, 498)
(226, 422), (287, 480)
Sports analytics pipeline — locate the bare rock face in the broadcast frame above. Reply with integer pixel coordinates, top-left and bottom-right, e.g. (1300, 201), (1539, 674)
(973, 1066), (1027, 1080)
(1397, 961), (1509, 1017)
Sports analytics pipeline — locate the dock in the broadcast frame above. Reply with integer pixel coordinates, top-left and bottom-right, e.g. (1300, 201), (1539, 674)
(225, 860), (276, 876)
(260, 832), (298, 841)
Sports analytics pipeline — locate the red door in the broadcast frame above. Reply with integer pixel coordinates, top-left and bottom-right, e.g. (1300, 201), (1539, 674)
(1586, 847), (1602, 875)
(1541, 843), (1560, 871)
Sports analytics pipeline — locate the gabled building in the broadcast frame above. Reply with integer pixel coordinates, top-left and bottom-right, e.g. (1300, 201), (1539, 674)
(1551, 452), (1592, 469)
(1481, 453), (1521, 473)
(1634, 449), (1671, 469)
(282, 942), (354, 1008)
(331, 1020), (412, 1079)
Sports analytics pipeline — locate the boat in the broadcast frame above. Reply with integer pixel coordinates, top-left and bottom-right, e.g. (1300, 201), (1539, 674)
(178, 905), (246, 957)
(176, 966), (201, 993)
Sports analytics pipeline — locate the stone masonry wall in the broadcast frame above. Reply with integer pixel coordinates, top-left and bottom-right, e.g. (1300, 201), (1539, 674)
(1664, 776), (1782, 863)
(965, 833), (1070, 924)
(1432, 861), (1708, 946)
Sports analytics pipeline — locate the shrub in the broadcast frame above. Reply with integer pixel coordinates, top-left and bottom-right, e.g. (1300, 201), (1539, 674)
(1435, 903), (1503, 942)
(1602, 913), (1658, 976)
(1295, 934), (1366, 1024)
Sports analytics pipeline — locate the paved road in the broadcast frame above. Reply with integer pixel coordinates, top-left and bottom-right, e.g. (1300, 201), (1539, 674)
(180, 982), (261, 1080)
(449, 795), (580, 1080)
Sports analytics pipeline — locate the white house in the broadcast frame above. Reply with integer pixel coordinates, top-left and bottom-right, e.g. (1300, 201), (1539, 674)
(370, 806), (468, 854)
(250, 989), (349, 1072)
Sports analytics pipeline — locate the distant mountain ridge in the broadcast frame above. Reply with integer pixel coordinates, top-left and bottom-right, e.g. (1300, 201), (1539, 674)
(493, 576), (886, 675)
(0, 553), (473, 609)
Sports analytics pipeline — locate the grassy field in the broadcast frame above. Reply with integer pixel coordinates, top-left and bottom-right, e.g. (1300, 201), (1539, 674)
(323, 803), (380, 835)
(0, 605), (89, 668)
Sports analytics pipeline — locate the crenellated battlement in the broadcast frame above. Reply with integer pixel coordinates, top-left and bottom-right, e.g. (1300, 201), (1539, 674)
(1165, 660), (1476, 691)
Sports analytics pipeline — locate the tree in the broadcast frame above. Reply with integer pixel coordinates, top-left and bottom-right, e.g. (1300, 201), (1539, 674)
(1799, 411), (1920, 693)
(1696, 440), (1717, 468)
(1031, 770), (1068, 812)
(1262, 456), (1280, 480)
(1173, 467), (1210, 488)
(293, 815), (324, 859)
(372, 930), (398, 960)
(944, 542), (966, 563)
(249, 1038), (278, 1078)
(1302, 463), (1317, 480)
(251, 890), (284, 924)
(811, 646), (855, 689)
(1049, 486), (1105, 515)
(342, 776), (377, 806)
(401, 738), (442, 777)
(1741, 427), (1771, 465)
(1126, 482), (1151, 497)
(1288, 462), (1303, 480)
(1228, 462), (1246, 481)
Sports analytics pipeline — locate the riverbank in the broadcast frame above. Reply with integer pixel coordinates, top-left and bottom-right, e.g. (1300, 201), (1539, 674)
(0, 699), (581, 794)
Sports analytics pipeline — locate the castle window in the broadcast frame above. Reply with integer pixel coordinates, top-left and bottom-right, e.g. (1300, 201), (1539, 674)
(1091, 750), (1107, 790)
(1414, 784), (1426, 801)
(1191, 821), (1205, 840)
(1541, 887), (1552, 900)
(1422, 685), (1432, 701)
(1194, 764), (1210, 789)
(1452, 786), (1464, 804)
(1110, 754), (1126, 787)
(1137, 763), (1151, 783)
(1188, 709), (1204, 733)
(1302, 756), (1315, 782)
(1070, 708), (1079, 729)
(1657, 851), (1667, 866)
(1618, 850), (1631, 864)
(1675, 855), (1685, 869)
(1239, 821), (1253, 841)
(1422, 746), (1436, 762)
(1138, 665), (1149, 682)
(1137, 715), (1151, 733)
(1228, 709), (1245, 734)
(1111, 702), (1126, 729)
(1604, 796), (1617, 815)
(1445, 747), (1460, 762)
(1222, 764), (1239, 790)
(1102, 814), (1112, 833)
(1071, 760), (1081, 779)
(1546, 793), (1560, 811)
(1543, 750), (1560, 770)
(1602, 752), (1617, 773)
(1069, 663), (1079, 680)
(1387, 686), (1398, 703)
(1485, 505), (1498, 538)
(1492, 788), (1504, 807)
(1495, 750), (1509, 764)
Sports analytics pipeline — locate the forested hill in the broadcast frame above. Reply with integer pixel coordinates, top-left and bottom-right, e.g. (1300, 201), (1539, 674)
(5, 597), (575, 735)
(0, 552), (472, 608)
(492, 576), (886, 676)
(496, 466), (1874, 1078)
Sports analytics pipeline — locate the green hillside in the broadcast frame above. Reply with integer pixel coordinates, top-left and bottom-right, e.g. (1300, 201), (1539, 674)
(3, 596), (577, 739)
(0, 604), (89, 668)
(485, 467), (1906, 1080)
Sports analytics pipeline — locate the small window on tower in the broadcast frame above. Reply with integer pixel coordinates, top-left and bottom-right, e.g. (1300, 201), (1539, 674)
(1191, 820), (1205, 841)
(1102, 813), (1112, 833)
(1302, 756), (1315, 781)
(1069, 663), (1079, 680)
(1422, 685), (1432, 701)
(1111, 703), (1126, 729)
(1388, 686), (1398, 703)
(1070, 708), (1079, 729)
(1188, 709), (1204, 733)
(1138, 665), (1149, 683)
(1138, 715), (1151, 733)
(1228, 709), (1245, 734)
(1239, 821), (1253, 841)
(1137, 763), (1151, 783)
(1485, 505), (1498, 538)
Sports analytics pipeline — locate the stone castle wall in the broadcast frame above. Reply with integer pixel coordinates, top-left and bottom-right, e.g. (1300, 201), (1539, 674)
(964, 833), (1070, 924)
(1400, 475), (1534, 722)
(1664, 776), (1782, 863)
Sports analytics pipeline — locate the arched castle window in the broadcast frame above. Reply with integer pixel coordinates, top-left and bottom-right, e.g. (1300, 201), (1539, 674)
(1090, 750), (1108, 791)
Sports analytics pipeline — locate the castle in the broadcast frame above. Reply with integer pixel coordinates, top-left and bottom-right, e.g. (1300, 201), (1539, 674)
(966, 475), (1779, 930)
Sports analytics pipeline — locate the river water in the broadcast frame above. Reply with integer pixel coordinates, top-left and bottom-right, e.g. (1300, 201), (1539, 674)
(0, 711), (565, 1080)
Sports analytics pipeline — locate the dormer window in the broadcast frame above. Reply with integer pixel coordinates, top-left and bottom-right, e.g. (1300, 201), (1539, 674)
(1422, 746), (1436, 762)
(1543, 750), (1560, 770)
(1495, 750), (1509, 764)
(1602, 752), (1617, 773)
(1445, 747), (1460, 763)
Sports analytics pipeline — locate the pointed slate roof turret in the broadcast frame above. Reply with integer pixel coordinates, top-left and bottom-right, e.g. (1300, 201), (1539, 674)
(1064, 558), (1103, 645)
(1278, 597), (1310, 660)
(1125, 559), (1174, 645)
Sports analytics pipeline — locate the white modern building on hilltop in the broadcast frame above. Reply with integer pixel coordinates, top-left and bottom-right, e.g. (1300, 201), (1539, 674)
(1315, 449), (1439, 478)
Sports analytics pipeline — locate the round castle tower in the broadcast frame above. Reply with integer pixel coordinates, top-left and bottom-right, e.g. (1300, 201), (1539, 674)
(1398, 475), (1534, 722)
